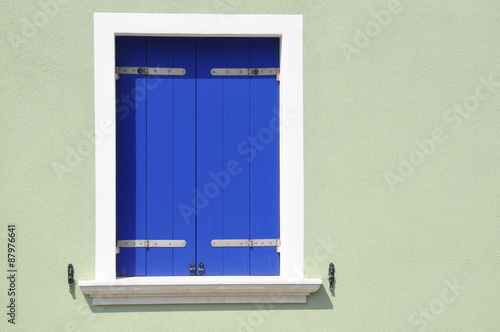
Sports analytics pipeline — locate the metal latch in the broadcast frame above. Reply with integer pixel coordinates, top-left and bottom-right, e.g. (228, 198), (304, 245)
(115, 67), (186, 80)
(68, 264), (75, 293)
(211, 238), (281, 252)
(328, 263), (335, 292)
(198, 262), (205, 275)
(211, 68), (280, 81)
(116, 239), (186, 254)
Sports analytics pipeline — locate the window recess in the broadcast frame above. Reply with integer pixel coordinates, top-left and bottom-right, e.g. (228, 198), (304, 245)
(79, 13), (321, 305)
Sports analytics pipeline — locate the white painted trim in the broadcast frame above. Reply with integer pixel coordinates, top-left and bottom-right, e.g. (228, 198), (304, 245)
(86, 12), (312, 304)
(80, 277), (321, 305)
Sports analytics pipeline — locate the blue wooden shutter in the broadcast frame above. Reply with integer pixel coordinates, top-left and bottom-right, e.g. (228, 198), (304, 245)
(197, 38), (280, 276)
(116, 37), (279, 276)
(116, 37), (197, 277)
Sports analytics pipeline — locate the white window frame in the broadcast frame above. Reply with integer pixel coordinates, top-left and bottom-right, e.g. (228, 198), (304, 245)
(79, 12), (321, 305)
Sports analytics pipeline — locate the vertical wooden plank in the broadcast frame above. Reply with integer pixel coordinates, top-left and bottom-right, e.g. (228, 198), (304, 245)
(222, 38), (250, 275)
(115, 36), (148, 276)
(249, 38), (280, 275)
(196, 38), (224, 275)
(146, 37), (174, 276)
(172, 38), (197, 275)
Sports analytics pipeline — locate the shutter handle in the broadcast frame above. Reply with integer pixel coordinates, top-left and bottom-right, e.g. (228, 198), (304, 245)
(198, 262), (205, 276)
(189, 262), (195, 276)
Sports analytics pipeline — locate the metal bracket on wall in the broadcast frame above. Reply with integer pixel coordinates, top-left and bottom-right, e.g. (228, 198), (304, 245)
(211, 238), (281, 252)
(211, 68), (280, 81)
(328, 262), (335, 294)
(68, 264), (74, 293)
(116, 240), (187, 254)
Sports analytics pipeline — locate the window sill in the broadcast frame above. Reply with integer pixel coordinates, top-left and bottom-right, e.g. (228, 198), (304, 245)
(79, 276), (322, 305)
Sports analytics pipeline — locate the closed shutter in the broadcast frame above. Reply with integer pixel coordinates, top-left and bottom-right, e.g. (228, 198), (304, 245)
(116, 37), (279, 277)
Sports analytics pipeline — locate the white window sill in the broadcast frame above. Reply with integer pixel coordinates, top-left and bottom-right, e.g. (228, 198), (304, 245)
(79, 276), (322, 305)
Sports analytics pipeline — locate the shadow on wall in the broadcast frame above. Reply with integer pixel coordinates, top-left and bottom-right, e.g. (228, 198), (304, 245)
(82, 284), (333, 313)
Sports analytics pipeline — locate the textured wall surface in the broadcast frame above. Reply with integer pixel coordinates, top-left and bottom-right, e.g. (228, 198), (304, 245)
(1, 0), (499, 331)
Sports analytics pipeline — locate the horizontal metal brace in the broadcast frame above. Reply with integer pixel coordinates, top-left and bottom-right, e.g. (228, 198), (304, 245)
(211, 68), (279, 77)
(116, 67), (186, 76)
(116, 240), (186, 253)
(211, 239), (280, 248)
(148, 67), (186, 76)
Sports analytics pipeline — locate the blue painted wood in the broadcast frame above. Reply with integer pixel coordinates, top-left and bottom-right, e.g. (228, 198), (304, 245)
(222, 38), (250, 275)
(196, 38), (225, 275)
(146, 37), (175, 276)
(116, 36), (148, 276)
(116, 37), (280, 276)
(171, 38), (197, 275)
(249, 38), (280, 275)
(146, 38), (198, 276)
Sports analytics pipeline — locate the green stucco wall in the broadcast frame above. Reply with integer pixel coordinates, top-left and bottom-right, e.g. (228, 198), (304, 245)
(1, 0), (499, 331)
